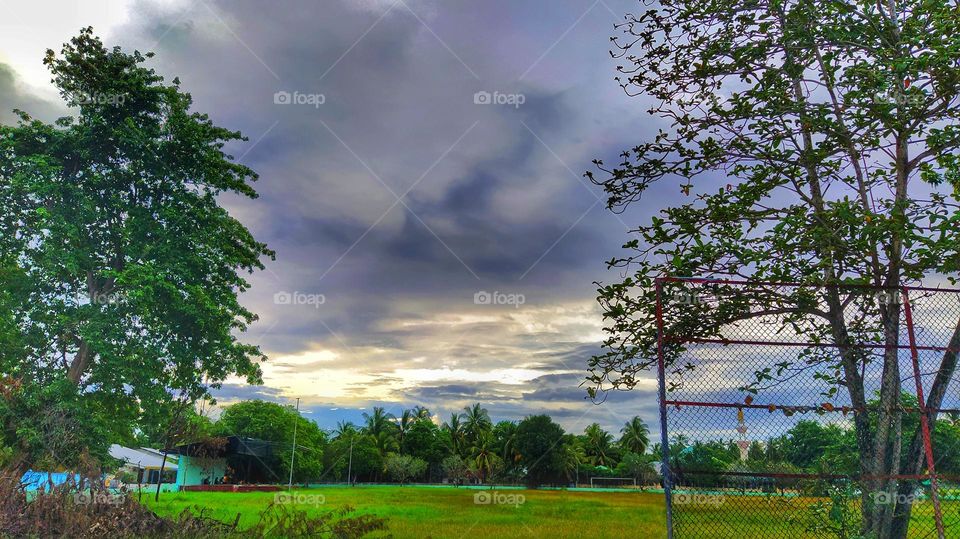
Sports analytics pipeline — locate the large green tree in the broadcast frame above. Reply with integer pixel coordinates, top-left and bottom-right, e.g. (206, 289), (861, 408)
(515, 414), (566, 487)
(214, 400), (326, 482)
(0, 29), (272, 465)
(587, 1), (960, 536)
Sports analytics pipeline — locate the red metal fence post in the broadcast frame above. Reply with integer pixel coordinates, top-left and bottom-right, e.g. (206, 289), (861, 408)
(655, 277), (674, 539)
(901, 287), (945, 539)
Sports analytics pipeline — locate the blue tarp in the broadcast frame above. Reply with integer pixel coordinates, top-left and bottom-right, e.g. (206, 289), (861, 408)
(19, 471), (82, 492)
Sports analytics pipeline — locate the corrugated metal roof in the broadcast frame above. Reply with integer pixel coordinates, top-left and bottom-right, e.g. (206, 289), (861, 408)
(108, 444), (178, 470)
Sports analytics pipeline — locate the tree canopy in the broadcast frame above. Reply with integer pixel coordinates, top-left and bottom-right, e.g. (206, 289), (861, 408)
(587, 0), (960, 536)
(0, 29), (273, 466)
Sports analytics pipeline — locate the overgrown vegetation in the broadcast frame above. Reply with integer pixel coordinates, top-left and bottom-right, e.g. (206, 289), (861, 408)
(0, 474), (387, 538)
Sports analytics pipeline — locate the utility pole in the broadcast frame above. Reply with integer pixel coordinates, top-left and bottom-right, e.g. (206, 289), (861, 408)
(288, 397), (300, 490)
(346, 437), (354, 486)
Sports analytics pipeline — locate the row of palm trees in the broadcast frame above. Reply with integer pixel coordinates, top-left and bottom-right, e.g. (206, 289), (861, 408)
(331, 403), (651, 483)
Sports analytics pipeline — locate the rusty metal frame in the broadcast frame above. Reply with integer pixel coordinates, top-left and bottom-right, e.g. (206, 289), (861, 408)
(655, 276), (952, 538)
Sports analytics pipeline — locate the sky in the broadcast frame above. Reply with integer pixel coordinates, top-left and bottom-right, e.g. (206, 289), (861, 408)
(0, 0), (677, 434)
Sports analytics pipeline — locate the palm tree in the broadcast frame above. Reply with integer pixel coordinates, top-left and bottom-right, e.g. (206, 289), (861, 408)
(397, 409), (415, 446)
(494, 421), (521, 466)
(443, 412), (466, 458)
(619, 416), (650, 455)
(412, 405), (431, 419)
(362, 406), (395, 438)
(372, 429), (399, 459)
(334, 421), (358, 439)
(462, 403), (492, 444)
(469, 429), (497, 483)
(583, 423), (615, 467)
(559, 439), (587, 482)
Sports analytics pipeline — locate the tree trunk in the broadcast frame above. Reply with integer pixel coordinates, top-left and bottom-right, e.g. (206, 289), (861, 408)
(66, 340), (92, 384)
(888, 318), (960, 537)
(154, 449), (169, 502)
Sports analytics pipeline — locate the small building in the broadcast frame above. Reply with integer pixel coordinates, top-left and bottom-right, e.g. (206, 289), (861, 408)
(108, 445), (178, 486)
(170, 436), (279, 491)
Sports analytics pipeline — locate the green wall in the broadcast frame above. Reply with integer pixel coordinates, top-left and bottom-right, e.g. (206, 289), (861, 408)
(175, 455), (227, 487)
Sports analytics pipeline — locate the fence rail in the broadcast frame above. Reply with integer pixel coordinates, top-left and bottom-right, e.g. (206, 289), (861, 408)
(655, 277), (960, 539)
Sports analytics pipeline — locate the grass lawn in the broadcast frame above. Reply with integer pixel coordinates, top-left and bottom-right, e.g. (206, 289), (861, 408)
(146, 486), (666, 538)
(143, 486), (951, 538)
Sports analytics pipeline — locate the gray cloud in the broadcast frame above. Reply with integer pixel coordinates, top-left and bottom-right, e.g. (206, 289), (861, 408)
(0, 63), (63, 124)
(4, 0), (671, 431)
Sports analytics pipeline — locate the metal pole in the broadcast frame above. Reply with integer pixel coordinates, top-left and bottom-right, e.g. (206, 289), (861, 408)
(655, 277), (674, 539)
(288, 397), (300, 490)
(347, 438), (354, 486)
(901, 288), (945, 539)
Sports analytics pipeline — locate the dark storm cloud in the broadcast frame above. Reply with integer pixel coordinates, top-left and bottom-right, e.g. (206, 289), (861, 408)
(4, 0), (670, 426)
(0, 63), (63, 124)
(412, 384), (480, 399)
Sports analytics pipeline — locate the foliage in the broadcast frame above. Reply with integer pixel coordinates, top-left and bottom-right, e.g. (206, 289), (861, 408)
(0, 378), (113, 470)
(440, 454), (469, 485)
(400, 417), (446, 467)
(615, 452), (656, 484)
(325, 433), (380, 483)
(790, 482), (865, 539)
(383, 454), (427, 485)
(0, 29), (272, 466)
(582, 423), (618, 467)
(619, 416), (651, 455)
(0, 475), (385, 538)
(515, 415), (567, 487)
(588, 0), (960, 535)
(214, 400), (326, 482)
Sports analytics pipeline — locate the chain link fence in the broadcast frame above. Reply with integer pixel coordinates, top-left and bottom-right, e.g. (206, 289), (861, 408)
(654, 277), (960, 538)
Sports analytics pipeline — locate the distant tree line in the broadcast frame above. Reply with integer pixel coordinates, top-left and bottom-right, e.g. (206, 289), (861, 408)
(152, 401), (657, 487)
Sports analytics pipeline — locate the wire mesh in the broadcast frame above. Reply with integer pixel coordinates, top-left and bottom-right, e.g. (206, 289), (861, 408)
(655, 277), (960, 539)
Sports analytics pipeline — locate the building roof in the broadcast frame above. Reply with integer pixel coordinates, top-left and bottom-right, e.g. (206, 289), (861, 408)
(109, 444), (178, 470)
(171, 436), (273, 459)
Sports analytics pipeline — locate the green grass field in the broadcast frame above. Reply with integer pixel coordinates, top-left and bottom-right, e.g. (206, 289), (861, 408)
(144, 486), (954, 538)
(146, 486), (666, 538)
